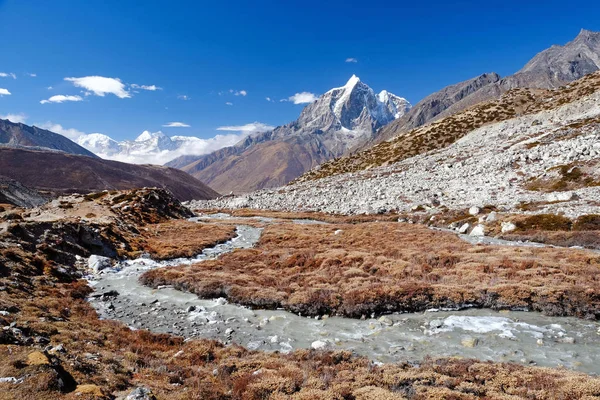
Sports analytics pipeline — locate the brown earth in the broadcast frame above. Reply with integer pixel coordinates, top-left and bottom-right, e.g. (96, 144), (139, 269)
(142, 221), (600, 319)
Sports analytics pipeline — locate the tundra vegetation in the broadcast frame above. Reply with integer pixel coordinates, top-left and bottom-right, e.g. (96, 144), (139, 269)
(1, 190), (600, 399)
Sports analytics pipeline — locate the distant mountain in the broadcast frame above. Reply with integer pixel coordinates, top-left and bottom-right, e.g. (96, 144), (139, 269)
(370, 29), (600, 145)
(0, 147), (220, 201)
(0, 118), (97, 157)
(75, 130), (238, 165)
(167, 75), (410, 193)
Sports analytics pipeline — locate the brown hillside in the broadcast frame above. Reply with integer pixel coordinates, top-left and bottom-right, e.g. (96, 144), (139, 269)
(0, 147), (220, 201)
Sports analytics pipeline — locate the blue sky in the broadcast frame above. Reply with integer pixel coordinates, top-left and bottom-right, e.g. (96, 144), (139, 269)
(1, 0), (600, 143)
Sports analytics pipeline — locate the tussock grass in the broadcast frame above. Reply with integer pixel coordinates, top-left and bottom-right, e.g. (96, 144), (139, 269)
(142, 222), (600, 319)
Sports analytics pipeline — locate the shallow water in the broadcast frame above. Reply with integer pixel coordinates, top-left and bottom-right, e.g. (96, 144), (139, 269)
(88, 220), (600, 374)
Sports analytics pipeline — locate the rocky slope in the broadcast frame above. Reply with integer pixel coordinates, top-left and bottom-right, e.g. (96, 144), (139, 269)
(0, 119), (97, 157)
(367, 29), (600, 147)
(0, 176), (47, 208)
(0, 147), (220, 201)
(195, 71), (600, 220)
(167, 75), (410, 194)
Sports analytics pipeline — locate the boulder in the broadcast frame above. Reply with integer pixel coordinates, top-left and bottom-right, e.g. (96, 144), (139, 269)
(311, 340), (328, 350)
(126, 387), (156, 400)
(468, 206), (480, 216)
(501, 222), (517, 233)
(470, 225), (485, 237)
(458, 223), (470, 234)
(88, 255), (112, 273)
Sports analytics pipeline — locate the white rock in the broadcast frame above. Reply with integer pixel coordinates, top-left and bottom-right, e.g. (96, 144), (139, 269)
(486, 211), (497, 222)
(470, 225), (485, 237)
(501, 222), (517, 233)
(334, 229), (343, 235)
(311, 340), (328, 350)
(269, 335), (279, 343)
(214, 298), (228, 306)
(546, 192), (575, 202)
(88, 255), (112, 273)
(458, 223), (470, 234)
(469, 206), (480, 215)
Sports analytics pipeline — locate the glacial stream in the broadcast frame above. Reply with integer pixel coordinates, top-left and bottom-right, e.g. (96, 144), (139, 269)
(88, 216), (600, 375)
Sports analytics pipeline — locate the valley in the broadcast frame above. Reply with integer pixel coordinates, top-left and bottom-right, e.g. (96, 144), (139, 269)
(1, 17), (600, 400)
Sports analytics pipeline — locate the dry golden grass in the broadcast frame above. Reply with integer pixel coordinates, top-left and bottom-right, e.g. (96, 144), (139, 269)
(141, 220), (236, 260)
(143, 222), (600, 319)
(197, 208), (401, 224)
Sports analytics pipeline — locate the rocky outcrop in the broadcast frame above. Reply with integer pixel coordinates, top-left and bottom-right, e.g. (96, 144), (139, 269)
(0, 176), (47, 207)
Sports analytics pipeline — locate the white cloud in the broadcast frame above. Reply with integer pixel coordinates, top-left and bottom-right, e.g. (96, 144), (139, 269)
(27, 73), (37, 77)
(345, 58), (358, 63)
(178, 95), (190, 100)
(162, 122), (191, 128)
(0, 72), (16, 79)
(39, 122), (86, 141)
(47, 86), (53, 90)
(65, 76), (131, 98)
(0, 113), (27, 123)
(0, 88), (11, 96)
(131, 84), (162, 91)
(225, 89), (247, 97)
(40, 95), (83, 104)
(216, 122), (274, 133)
(287, 92), (318, 104)
(225, 102), (233, 106)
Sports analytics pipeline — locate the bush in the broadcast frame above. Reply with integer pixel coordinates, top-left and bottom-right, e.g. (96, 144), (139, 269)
(516, 214), (572, 231)
(573, 214), (600, 231)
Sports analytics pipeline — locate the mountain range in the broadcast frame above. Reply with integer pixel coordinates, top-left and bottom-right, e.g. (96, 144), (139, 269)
(165, 75), (411, 193)
(165, 29), (600, 194)
(75, 129), (255, 165)
(369, 28), (600, 145)
(2, 29), (599, 201)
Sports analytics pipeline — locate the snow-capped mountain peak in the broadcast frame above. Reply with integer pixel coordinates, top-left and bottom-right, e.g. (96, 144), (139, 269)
(297, 75), (411, 137)
(344, 74), (361, 88)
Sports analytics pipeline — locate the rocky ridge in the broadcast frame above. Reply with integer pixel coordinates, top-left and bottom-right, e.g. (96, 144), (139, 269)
(367, 29), (600, 147)
(0, 118), (97, 158)
(191, 72), (600, 220)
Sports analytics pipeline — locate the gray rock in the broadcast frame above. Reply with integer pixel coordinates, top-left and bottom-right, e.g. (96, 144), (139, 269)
(88, 255), (112, 273)
(126, 387), (155, 400)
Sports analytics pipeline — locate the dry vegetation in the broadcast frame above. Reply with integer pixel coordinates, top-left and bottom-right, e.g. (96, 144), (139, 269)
(525, 162), (600, 192)
(3, 190), (600, 398)
(142, 222), (600, 319)
(142, 220), (236, 260)
(295, 72), (600, 183)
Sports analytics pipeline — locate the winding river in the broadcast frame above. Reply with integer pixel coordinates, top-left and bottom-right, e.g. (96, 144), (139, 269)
(87, 216), (600, 374)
